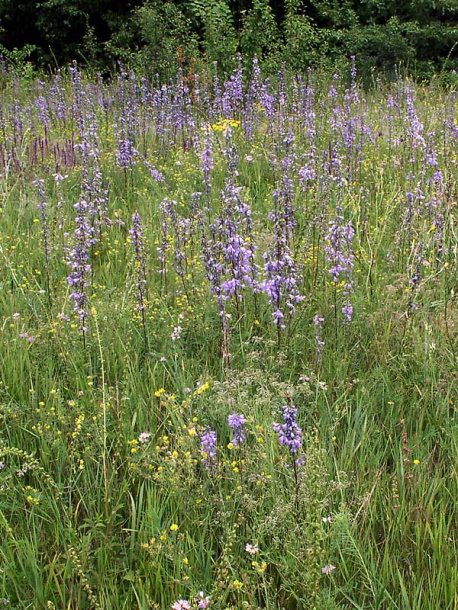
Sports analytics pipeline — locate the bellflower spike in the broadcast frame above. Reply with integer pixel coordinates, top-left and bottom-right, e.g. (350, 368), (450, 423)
(228, 412), (246, 446)
(200, 427), (217, 470)
(273, 404), (302, 455)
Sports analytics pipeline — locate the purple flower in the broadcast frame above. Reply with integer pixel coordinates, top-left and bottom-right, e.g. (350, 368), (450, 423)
(201, 127), (213, 203)
(228, 412), (246, 446)
(261, 171), (303, 328)
(66, 197), (94, 329)
(341, 304), (354, 323)
(325, 214), (355, 324)
(144, 159), (165, 182)
(261, 245), (303, 328)
(322, 564), (336, 575)
(404, 84), (425, 148)
(202, 178), (260, 305)
(200, 427), (217, 470)
(130, 212), (148, 312)
(274, 405), (302, 455)
(325, 218), (355, 284)
(114, 71), (139, 169)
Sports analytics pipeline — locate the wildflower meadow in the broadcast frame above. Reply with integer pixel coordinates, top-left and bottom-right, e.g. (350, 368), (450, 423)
(1, 60), (458, 609)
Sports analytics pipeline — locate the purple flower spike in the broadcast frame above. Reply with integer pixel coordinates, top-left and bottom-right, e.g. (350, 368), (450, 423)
(228, 412), (246, 446)
(274, 404), (302, 455)
(325, 213), (355, 325)
(130, 211), (148, 312)
(200, 427), (218, 470)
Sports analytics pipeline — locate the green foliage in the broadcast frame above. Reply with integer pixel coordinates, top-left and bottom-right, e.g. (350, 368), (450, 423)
(1, 0), (458, 78)
(332, 18), (417, 80)
(309, 0), (359, 28)
(188, 0), (238, 72)
(35, 0), (90, 65)
(0, 43), (37, 78)
(282, 0), (322, 72)
(134, 0), (199, 78)
(239, 0), (282, 72)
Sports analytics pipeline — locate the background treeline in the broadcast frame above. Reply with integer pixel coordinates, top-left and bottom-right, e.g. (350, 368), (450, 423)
(1, 0), (458, 79)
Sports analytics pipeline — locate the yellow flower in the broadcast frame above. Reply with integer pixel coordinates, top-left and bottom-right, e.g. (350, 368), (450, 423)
(233, 580), (243, 590)
(154, 388), (166, 397)
(196, 382), (210, 395)
(255, 561), (267, 574)
(170, 523), (179, 531)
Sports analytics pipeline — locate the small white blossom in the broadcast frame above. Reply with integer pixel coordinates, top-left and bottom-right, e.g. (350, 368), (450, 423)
(138, 432), (151, 444)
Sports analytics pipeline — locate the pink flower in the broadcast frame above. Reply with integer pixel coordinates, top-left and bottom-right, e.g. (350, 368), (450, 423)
(138, 432), (151, 444)
(321, 564), (336, 575)
(197, 592), (210, 608)
(172, 601), (191, 610)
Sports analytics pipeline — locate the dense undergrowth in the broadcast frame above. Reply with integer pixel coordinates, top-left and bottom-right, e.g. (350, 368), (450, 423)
(1, 61), (458, 609)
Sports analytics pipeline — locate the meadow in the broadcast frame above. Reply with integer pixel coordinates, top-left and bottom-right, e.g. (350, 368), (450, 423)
(1, 60), (458, 609)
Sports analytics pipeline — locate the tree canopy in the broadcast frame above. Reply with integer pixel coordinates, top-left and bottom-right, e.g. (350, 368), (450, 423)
(0, 0), (457, 78)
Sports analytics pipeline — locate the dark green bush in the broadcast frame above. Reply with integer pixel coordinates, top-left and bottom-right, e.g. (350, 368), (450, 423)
(0, 0), (458, 79)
